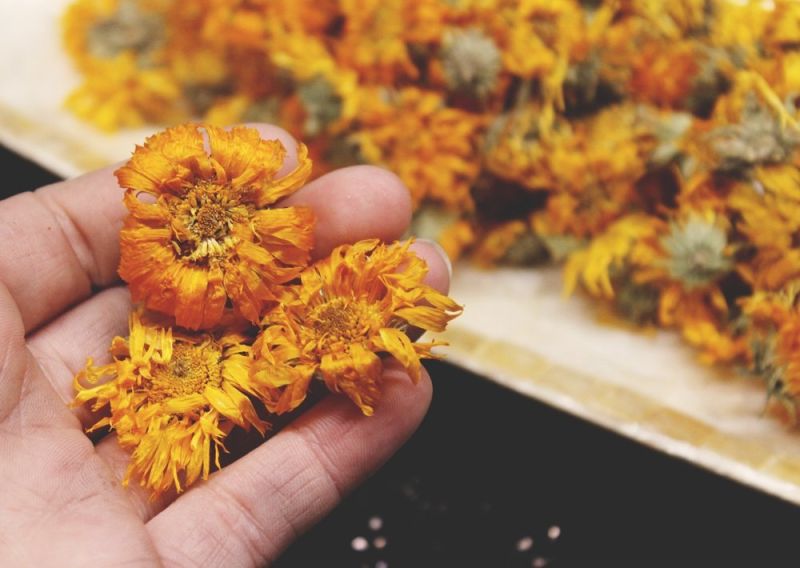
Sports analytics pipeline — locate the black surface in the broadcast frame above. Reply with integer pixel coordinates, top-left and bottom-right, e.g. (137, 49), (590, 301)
(276, 360), (800, 568)
(0, 144), (60, 197)
(3, 142), (800, 567)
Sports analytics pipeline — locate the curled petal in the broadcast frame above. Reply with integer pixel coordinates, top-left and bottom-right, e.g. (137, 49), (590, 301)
(320, 345), (383, 416)
(378, 327), (422, 383)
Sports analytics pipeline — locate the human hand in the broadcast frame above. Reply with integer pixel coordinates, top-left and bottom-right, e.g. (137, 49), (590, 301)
(0, 124), (451, 566)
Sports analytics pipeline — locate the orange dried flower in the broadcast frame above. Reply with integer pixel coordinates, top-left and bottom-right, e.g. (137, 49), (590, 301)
(116, 123), (314, 329)
(629, 41), (699, 108)
(335, 0), (419, 84)
(251, 239), (462, 416)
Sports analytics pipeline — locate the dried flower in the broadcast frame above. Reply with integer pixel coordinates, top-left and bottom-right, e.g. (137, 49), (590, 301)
(564, 214), (663, 298)
(629, 41), (699, 108)
(63, 0), (164, 70)
(64, 53), (182, 130)
(251, 239), (462, 416)
(660, 214), (732, 289)
(60, 0), (800, 430)
(706, 94), (800, 172)
(336, 0), (419, 83)
(116, 123), (315, 329)
(355, 88), (485, 210)
(74, 311), (267, 496)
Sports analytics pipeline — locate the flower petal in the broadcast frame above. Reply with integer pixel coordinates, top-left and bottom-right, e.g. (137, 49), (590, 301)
(378, 327), (421, 383)
(319, 345), (382, 416)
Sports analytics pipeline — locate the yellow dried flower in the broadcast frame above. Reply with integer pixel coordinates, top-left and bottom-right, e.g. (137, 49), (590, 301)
(472, 220), (529, 266)
(74, 311), (267, 496)
(251, 239), (462, 416)
(355, 88), (485, 211)
(438, 219), (477, 262)
(65, 53), (182, 131)
(336, 0), (419, 84)
(729, 165), (800, 290)
(564, 214), (663, 298)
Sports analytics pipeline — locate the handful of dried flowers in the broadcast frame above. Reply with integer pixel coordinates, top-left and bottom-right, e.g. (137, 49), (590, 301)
(73, 123), (462, 496)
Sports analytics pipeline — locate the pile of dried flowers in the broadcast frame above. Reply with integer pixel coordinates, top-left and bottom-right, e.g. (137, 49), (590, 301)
(73, 123), (461, 496)
(63, 1), (800, 424)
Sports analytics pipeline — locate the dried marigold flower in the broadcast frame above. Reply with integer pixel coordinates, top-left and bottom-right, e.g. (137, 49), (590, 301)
(116, 123), (315, 329)
(74, 310), (267, 496)
(251, 239), (462, 416)
(473, 220), (531, 267)
(745, 285), (800, 401)
(706, 94), (800, 172)
(335, 0), (419, 84)
(354, 88), (485, 211)
(727, 166), (800, 289)
(61, 0), (179, 130)
(563, 214), (663, 299)
(628, 41), (699, 108)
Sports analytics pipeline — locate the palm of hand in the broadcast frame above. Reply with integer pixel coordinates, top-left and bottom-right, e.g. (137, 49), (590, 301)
(0, 125), (448, 566)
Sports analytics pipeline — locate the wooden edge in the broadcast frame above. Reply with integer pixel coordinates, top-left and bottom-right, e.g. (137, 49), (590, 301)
(440, 326), (800, 506)
(0, 103), (110, 179)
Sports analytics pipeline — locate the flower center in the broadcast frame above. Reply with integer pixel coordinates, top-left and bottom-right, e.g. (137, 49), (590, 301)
(170, 184), (248, 263)
(192, 203), (229, 241)
(148, 343), (222, 401)
(308, 297), (384, 345)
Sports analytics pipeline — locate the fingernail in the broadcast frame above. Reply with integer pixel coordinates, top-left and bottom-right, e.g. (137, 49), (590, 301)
(416, 238), (453, 280)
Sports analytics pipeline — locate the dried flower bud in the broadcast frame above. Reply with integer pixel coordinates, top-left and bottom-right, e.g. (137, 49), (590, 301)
(645, 110), (693, 167)
(87, 0), (163, 63)
(298, 76), (342, 136)
(440, 28), (501, 99)
(708, 94), (800, 172)
(661, 216), (732, 288)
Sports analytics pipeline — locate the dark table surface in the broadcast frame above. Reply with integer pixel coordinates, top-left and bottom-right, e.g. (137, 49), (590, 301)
(4, 144), (800, 567)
